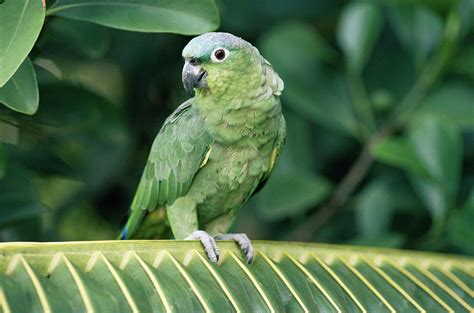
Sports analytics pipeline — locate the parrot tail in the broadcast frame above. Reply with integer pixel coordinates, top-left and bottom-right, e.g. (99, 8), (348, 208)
(118, 207), (171, 240)
(118, 228), (129, 240)
(117, 209), (145, 240)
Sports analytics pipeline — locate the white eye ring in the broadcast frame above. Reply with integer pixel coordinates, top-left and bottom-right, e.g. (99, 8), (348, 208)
(210, 47), (229, 63)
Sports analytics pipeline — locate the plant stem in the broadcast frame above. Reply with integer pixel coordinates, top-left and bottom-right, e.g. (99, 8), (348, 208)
(291, 7), (461, 241)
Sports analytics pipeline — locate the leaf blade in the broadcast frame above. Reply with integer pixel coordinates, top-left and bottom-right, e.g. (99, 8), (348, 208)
(372, 137), (432, 180)
(2, 241), (472, 312)
(0, 144), (6, 179)
(408, 116), (462, 218)
(0, 0), (45, 86)
(0, 163), (45, 228)
(447, 190), (474, 254)
(414, 83), (474, 130)
(47, 0), (220, 34)
(387, 4), (443, 68)
(0, 58), (39, 115)
(337, 2), (383, 72)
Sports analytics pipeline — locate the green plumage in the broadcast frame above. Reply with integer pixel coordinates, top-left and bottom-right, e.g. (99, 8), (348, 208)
(121, 32), (285, 240)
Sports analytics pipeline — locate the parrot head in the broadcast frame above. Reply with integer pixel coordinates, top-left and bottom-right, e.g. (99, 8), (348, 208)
(182, 32), (260, 97)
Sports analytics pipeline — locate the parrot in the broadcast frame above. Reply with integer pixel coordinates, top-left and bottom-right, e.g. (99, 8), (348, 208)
(119, 32), (285, 263)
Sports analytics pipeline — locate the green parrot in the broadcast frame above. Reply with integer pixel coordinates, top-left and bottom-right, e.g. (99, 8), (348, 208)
(119, 32), (285, 263)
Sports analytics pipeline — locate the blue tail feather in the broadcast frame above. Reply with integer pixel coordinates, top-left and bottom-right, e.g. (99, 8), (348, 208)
(119, 228), (128, 240)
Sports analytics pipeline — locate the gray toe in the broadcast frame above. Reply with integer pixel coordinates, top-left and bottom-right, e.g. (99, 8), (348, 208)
(186, 230), (220, 263)
(215, 233), (254, 264)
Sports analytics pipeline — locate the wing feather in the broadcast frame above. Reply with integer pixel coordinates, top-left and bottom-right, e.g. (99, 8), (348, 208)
(250, 113), (286, 197)
(120, 99), (212, 239)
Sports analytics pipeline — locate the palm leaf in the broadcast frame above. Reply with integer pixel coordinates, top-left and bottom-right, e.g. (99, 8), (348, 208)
(0, 240), (472, 312)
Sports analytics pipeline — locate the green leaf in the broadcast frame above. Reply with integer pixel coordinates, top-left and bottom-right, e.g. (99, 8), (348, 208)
(258, 21), (328, 83)
(13, 147), (73, 178)
(373, 116), (462, 223)
(33, 84), (130, 189)
(287, 73), (359, 138)
(0, 163), (45, 229)
(32, 85), (101, 128)
(37, 176), (83, 211)
(414, 83), (474, 130)
(408, 116), (462, 202)
(255, 166), (332, 222)
(387, 4), (443, 68)
(458, 0), (474, 37)
(47, 0), (219, 35)
(0, 58), (39, 115)
(408, 116), (462, 222)
(372, 137), (432, 179)
(259, 21), (337, 68)
(0, 144), (6, 179)
(0, 122), (19, 145)
(377, 0), (459, 12)
(40, 18), (111, 59)
(0, 0), (45, 86)
(0, 241), (472, 312)
(337, 2), (383, 72)
(451, 46), (474, 78)
(35, 58), (125, 105)
(354, 175), (425, 246)
(7, 84), (130, 229)
(447, 189), (474, 254)
(355, 181), (396, 238)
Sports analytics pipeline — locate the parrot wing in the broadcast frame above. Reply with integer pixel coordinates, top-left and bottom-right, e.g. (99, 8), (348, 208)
(120, 99), (212, 239)
(251, 113), (286, 196)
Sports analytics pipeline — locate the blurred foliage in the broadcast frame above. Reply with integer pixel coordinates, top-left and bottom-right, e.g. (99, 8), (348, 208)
(0, 0), (473, 256)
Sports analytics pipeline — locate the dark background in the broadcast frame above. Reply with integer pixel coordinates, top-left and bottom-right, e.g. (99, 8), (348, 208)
(1, 0), (473, 256)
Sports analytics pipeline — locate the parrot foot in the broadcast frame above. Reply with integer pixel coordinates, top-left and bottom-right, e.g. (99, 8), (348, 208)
(186, 230), (219, 263)
(215, 233), (254, 264)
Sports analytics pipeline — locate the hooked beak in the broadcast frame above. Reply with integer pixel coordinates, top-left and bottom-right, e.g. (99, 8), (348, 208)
(182, 59), (207, 96)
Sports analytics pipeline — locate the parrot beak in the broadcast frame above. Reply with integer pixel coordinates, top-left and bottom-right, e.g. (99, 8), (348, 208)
(182, 58), (207, 96)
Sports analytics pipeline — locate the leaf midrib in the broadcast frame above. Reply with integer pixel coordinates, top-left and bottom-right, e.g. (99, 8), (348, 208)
(0, 0), (29, 67)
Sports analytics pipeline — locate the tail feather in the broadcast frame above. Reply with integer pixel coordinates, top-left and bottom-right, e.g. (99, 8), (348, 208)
(118, 209), (146, 240)
(118, 228), (128, 240)
(118, 207), (170, 240)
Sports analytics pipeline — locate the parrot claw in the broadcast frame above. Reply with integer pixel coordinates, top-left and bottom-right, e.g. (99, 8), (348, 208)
(186, 230), (219, 263)
(215, 233), (254, 264)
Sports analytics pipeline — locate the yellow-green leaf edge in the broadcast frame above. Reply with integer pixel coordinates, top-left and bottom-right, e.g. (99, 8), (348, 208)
(1, 240), (472, 312)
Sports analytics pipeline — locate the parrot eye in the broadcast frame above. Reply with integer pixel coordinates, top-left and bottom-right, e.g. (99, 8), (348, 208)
(211, 48), (229, 63)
